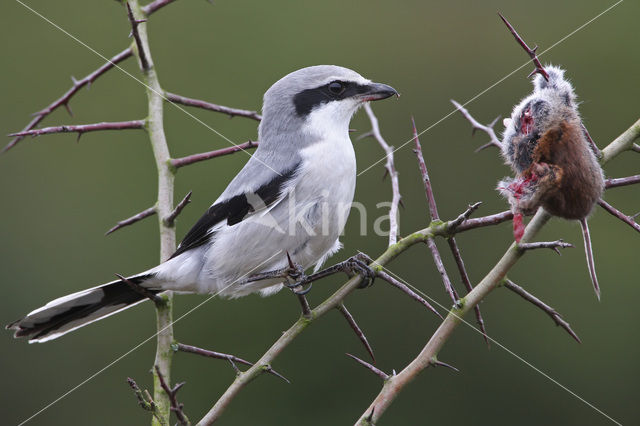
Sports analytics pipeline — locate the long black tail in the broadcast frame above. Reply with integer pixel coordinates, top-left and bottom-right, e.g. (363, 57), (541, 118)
(6, 274), (157, 343)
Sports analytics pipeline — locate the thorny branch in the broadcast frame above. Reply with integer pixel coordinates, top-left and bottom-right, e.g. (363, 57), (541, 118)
(165, 92), (262, 121)
(337, 304), (376, 363)
(346, 353), (390, 381)
(9, 120), (146, 140)
(354, 111), (640, 426)
(170, 141), (258, 169)
(597, 199), (640, 234)
(451, 100), (501, 151)
(502, 279), (581, 343)
(498, 13), (550, 81)
(106, 206), (157, 236)
(375, 270), (441, 319)
(155, 366), (190, 426)
(176, 343), (290, 383)
(412, 118), (488, 343)
(363, 103), (401, 245)
(164, 191), (192, 227)
(3, 0), (178, 153)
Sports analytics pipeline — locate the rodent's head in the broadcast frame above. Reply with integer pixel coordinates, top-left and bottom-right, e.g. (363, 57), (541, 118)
(501, 65), (580, 172)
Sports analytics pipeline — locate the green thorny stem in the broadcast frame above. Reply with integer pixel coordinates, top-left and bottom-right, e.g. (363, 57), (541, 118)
(129, 2), (175, 425)
(196, 116), (640, 425)
(354, 118), (640, 425)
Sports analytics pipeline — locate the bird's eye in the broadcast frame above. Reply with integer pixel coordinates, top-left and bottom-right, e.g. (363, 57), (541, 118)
(328, 81), (345, 95)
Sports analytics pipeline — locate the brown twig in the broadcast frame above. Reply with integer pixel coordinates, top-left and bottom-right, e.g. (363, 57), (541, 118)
(411, 117), (439, 220)
(170, 141), (258, 169)
(451, 100), (502, 151)
(376, 270), (442, 319)
(498, 13), (550, 81)
(426, 238), (459, 303)
(165, 92), (262, 121)
(517, 240), (573, 254)
(154, 366), (190, 426)
(346, 353), (389, 381)
(176, 343), (289, 383)
(5, 0), (176, 153)
(448, 202), (483, 231)
(164, 191), (192, 227)
(126, 2), (150, 70)
(337, 304), (376, 363)
(597, 199), (640, 233)
(582, 124), (602, 159)
(3, 49), (134, 152)
(446, 238), (489, 346)
(8, 120), (146, 140)
(105, 206), (157, 236)
(363, 103), (401, 245)
(503, 279), (581, 343)
(605, 174), (640, 189)
(115, 274), (163, 305)
(454, 210), (514, 232)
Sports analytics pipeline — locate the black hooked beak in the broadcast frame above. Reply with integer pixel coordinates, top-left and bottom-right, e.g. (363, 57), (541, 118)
(358, 82), (399, 102)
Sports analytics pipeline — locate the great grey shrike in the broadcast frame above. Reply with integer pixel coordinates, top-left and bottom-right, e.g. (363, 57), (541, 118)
(7, 65), (397, 343)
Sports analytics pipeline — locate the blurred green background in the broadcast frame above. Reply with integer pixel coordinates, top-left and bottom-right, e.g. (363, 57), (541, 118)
(1, 1), (638, 425)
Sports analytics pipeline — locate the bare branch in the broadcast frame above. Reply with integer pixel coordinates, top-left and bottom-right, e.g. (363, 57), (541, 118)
(4, 0), (176, 153)
(154, 366), (190, 426)
(354, 210), (556, 425)
(455, 210), (514, 233)
(165, 92), (262, 121)
(376, 270), (442, 320)
(517, 240), (573, 254)
(448, 202), (483, 231)
(446, 238), (489, 346)
(598, 199), (640, 233)
(412, 116), (439, 221)
(105, 206), (157, 236)
(8, 120), (146, 140)
(426, 238), (458, 303)
(3, 49), (134, 152)
(451, 100), (502, 150)
(346, 353), (389, 381)
(176, 343), (289, 383)
(601, 117), (640, 163)
(337, 304), (376, 363)
(363, 103), (401, 245)
(164, 191), (192, 227)
(126, 2), (150, 70)
(503, 279), (581, 343)
(581, 124), (602, 159)
(605, 174), (640, 189)
(498, 13), (550, 81)
(170, 141), (258, 169)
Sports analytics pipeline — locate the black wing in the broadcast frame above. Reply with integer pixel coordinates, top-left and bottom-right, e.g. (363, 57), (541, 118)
(170, 164), (300, 259)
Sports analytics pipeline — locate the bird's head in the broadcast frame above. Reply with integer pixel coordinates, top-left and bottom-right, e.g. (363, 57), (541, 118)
(259, 65), (397, 141)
